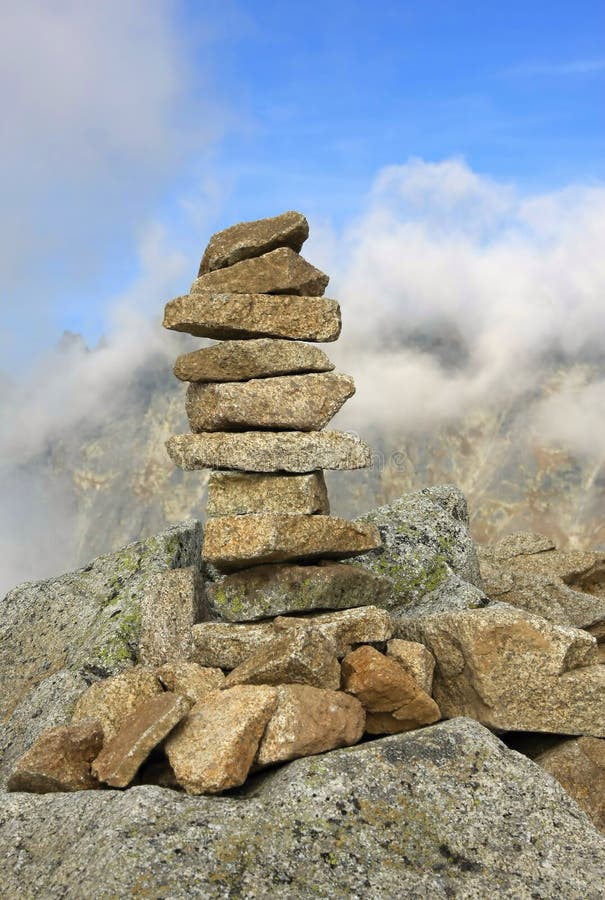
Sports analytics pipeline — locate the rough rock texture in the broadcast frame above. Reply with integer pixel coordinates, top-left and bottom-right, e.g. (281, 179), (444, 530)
(72, 667), (163, 741)
(174, 338), (334, 383)
(2, 719), (605, 898)
(92, 693), (191, 788)
(198, 210), (309, 274)
(139, 567), (204, 667)
(192, 247), (329, 297)
(255, 684), (365, 767)
(167, 430), (372, 472)
(400, 602), (605, 735)
(163, 292), (341, 342)
(186, 372), (355, 432)
(156, 661), (225, 703)
(205, 562), (392, 622)
(207, 471), (330, 518)
(274, 605), (394, 657)
(387, 639), (435, 694)
(164, 685), (278, 794)
(398, 573), (490, 620)
(6, 720), (103, 794)
(0, 520), (202, 787)
(353, 486), (483, 615)
(535, 736), (605, 833)
(223, 626), (340, 690)
(192, 621), (276, 669)
(203, 514), (382, 569)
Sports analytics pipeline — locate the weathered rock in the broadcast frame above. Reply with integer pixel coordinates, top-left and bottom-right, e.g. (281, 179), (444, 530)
(198, 211), (309, 274)
(174, 338), (334, 383)
(207, 471), (329, 518)
(398, 573), (490, 621)
(400, 602), (605, 736)
(274, 605), (394, 657)
(186, 372), (355, 433)
(3, 719), (605, 897)
(364, 711), (421, 735)
(156, 661), (225, 703)
(164, 685), (278, 794)
(139, 567), (204, 667)
(92, 693), (191, 788)
(71, 668), (163, 741)
(386, 639), (435, 694)
(203, 514), (382, 570)
(206, 562), (392, 622)
(163, 292), (341, 341)
(255, 684), (364, 767)
(6, 720), (103, 793)
(0, 520), (203, 786)
(191, 621), (276, 669)
(341, 645), (440, 734)
(167, 430), (372, 472)
(192, 247), (329, 297)
(353, 485), (483, 615)
(223, 626), (340, 690)
(492, 531), (557, 559)
(535, 736), (605, 833)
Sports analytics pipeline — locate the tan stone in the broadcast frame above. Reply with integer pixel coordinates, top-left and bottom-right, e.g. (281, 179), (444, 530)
(364, 711), (420, 735)
(174, 338), (334, 383)
(156, 661), (225, 703)
(198, 211), (309, 275)
(202, 514), (382, 570)
(386, 639), (436, 695)
(192, 247), (329, 297)
(92, 693), (191, 788)
(191, 621), (276, 669)
(535, 737), (605, 833)
(186, 372), (355, 433)
(164, 685), (278, 794)
(6, 720), (103, 793)
(163, 292), (341, 342)
(206, 562), (392, 622)
(255, 685), (364, 767)
(223, 626), (340, 690)
(166, 431), (372, 473)
(206, 471), (329, 518)
(274, 605), (394, 657)
(139, 567), (204, 667)
(399, 603), (605, 736)
(71, 667), (162, 741)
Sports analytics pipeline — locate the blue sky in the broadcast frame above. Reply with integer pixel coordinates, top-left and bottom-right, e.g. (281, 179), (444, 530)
(0, 0), (604, 366)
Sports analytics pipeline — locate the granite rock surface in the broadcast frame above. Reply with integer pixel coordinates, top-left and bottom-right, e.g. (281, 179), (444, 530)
(174, 338), (334, 383)
(198, 210), (309, 274)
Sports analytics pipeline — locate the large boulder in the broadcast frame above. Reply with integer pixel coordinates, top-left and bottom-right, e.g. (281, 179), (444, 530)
(1, 719), (604, 897)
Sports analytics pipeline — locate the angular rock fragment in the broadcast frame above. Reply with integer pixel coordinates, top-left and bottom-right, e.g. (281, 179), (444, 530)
(164, 685), (278, 794)
(191, 621), (276, 669)
(198, 210), (309, 275)
(92, 693), (191, 788)
(222, 626), (340, 690)
(206, 471), (329, 518)
(203, 514), (382, 569)
(535, 736), (605, 833)
(255, 684), (364, 767)
(174, 338), (334, 383)
(167, 430), (372, 473)
(156, 661), (225, 703)
(186, 372), (355, 433)
(206, 562), (392, 622)
(399, 602), (605, 736)
(364, 711), (420, 735)
(386, 639), (436, 694)
(163, 292), (341, 342)
(192, 247), (329, 297)
(139, 567), (204, 667)
(71, 668), (162, 741)
(273, 605), (394, 657)
(7, 720), (103, 793)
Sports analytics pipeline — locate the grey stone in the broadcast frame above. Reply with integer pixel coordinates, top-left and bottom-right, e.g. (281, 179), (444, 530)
(174, 338), (334, 383)
(198, 210), (309, 274)
(192, 247), (329, 297)
(2, 719), (605, 897)
(139, 567), (204, 667)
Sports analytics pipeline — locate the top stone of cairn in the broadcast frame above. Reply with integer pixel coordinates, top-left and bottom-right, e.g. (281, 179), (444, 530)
(198, 210), (309, 276)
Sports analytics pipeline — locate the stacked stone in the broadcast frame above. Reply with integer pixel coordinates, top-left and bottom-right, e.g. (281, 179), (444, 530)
(163, 210), (383, 593)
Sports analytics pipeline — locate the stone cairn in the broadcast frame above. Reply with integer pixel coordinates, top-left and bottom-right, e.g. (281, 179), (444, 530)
(7, 212), (442, 797)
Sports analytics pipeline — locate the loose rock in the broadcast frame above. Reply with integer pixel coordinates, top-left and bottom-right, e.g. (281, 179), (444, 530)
(192, 247), (329, 297)
(174, 338), (334, 383)
(156, 661), (225, 703)
(198, 211), (309, 274)
(274, 605), (394, 657)
(71, 668), (163, 741)
(7, 720), (103, 794)
(139, 567), (204, 667)
(191, 621), (276, 669)
(535, 736), (605, 833)
(386, 639), (436, 694)
(206, 471), (329, 518)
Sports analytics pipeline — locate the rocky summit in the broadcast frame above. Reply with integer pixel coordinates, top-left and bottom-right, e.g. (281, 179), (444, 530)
(2, 211), (605, 897)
